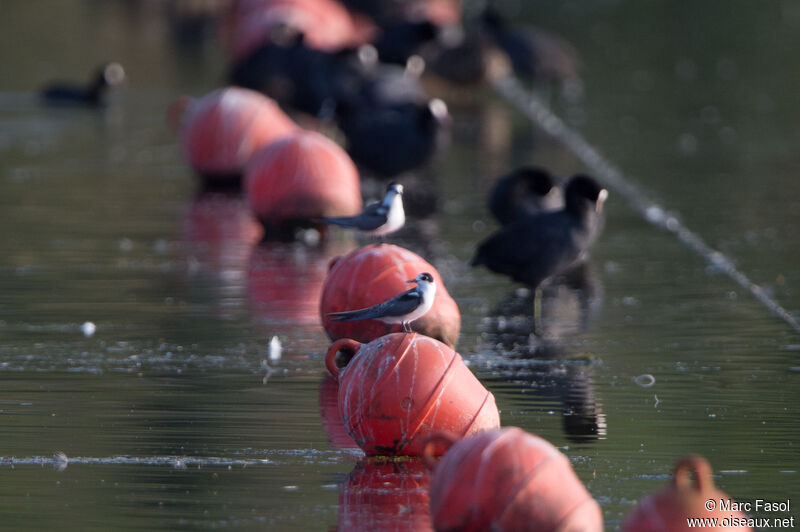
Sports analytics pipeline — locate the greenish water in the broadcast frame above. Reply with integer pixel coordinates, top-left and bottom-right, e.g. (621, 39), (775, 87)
(1, 1), (798, 530)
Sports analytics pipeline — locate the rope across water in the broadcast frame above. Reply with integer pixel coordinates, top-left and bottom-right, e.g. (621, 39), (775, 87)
(492, 76), (800, 334)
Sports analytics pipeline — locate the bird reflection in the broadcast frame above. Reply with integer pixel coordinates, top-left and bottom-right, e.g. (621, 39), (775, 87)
(488, 262), (602, 347)
(481, 263), (606, 441)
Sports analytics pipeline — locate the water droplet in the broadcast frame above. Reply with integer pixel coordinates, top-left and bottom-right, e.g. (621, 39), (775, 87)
(268, 336), (282, 362)
(81, 322), (96, 337)
(53, 452), (68, 472)
(678, 133), (698, 154)
(119, 238), (134, 252)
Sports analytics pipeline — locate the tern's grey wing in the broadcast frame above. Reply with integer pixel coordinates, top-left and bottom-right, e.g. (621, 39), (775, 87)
(328, 290), (420, 321)
(324, 202), (388, 231)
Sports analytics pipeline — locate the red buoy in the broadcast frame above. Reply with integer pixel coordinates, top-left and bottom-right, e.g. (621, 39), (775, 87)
(339, 459), (433, 532)
(622, 454), (753, 531)
(319, 244), (461, 348)
(325, 332), (500, 456)
(243, 130), (362, 236)
(178, 87), (297, 185)
(423, 427), (603, 532)
(405, 0), (463, 26)
(228, 0), (361, 60)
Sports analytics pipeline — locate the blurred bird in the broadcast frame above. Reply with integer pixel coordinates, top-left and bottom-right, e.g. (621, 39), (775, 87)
(426, 26), (509, 85)
(338, 98), (449, 176)
(322, 182), (405, 237)
(343, 46), (429, 108)
(41, 63), (125, 106)
(472, 175), (607, 289)
(373, 20), (439, 64)
(327, 272), (436, 331)
(230, 32), (342, 116)
(489, 166), (563, 226)
(480, 8), (581, 90)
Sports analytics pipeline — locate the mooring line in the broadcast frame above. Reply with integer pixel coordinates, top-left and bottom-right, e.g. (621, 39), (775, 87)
(492, 76), (800, 334)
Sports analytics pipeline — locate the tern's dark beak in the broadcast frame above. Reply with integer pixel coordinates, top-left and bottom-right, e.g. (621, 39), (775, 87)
(406, 279), (417, 284)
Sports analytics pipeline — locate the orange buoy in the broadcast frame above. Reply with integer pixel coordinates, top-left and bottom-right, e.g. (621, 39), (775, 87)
(422, 427), (603, 532)
(319, 244), (461, 348)
(243, 130), (362, 237)
(325, 332), (500, 456)
(229, 0), (360, 59)
(177, 87), (297, 185)
(405, 0), (463, 27)
(339, 459), (433, 532)
(622, 454), (753, 531)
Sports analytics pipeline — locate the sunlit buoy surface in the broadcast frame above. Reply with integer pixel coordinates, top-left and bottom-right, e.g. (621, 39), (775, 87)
(244, 130), (362, 235)
(179, 87), (297, 183)
(339, 459), (433, 532)
(325, 333), (499, 456)
(424, 427), (603, 532)
(622, 454), (753, 532)
(319, 244), (461, 348)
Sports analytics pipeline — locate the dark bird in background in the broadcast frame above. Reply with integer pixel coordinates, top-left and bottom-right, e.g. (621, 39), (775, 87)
(327, 272), (436, 331)
(335, 45), (429, 109)
(229, 31), (342, 116)
(479, 7), (581, 90)
(489, 166), (563, 226)
(472, 174), (607, 289)
(373, 20), (440, 65)
(426, 26), (510, 86)
(337, 98), (449, 177)
(322, 182), (405, 237)
(41, 63), (126, 106)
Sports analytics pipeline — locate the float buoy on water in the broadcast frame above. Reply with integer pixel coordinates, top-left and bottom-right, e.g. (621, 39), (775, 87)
(244, 130), (362, 238)
(325, 332), (500, 457)
(174, 87), (297, 186)
(622, 454), (753, 531)
(423, 427), (603, 532)
(319, 244), (461, 348)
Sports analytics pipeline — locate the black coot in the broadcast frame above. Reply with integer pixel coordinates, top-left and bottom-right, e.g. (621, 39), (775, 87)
(41, 63), (125, 106)
(338, 98), (448, 177)
(373, 20), (439, 64)
(489, 166), (563, 226)
(229, 32), (342, 116)
(480, 8), (580, 86)
(472, 174), (607, 288)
